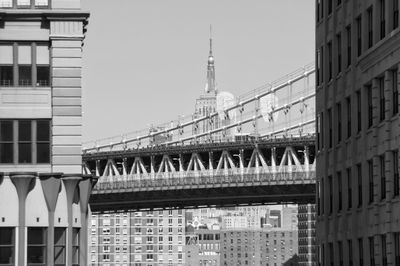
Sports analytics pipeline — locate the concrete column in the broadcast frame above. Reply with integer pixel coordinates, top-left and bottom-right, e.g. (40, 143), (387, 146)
(78, 174), (97, 266)
(9, 172), (37, 266)
(61, 174), (82, 266)
(39, 172), (63, 266)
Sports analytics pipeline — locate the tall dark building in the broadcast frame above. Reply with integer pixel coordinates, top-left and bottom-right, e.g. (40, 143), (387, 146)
(316, 0), (400, 265)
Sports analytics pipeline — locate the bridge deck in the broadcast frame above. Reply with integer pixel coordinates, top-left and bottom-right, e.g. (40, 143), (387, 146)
(90, 172), (316, 211)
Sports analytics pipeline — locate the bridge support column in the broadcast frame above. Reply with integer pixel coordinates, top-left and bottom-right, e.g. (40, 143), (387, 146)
(271, 147), (277, 175)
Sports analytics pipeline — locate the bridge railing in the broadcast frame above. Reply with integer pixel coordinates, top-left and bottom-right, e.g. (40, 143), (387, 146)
(93, 169), (316, 192)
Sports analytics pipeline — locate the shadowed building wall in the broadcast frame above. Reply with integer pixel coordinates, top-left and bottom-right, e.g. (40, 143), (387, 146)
(316, 0), (400, 264)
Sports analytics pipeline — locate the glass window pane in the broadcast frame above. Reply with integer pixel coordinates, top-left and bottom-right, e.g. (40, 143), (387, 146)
(37, 143), (49, 164)
(28, 228), (45, 245)
(0, 66), (13, 86)
(18, 45), (31, 64)
(0, 228), (13, 245)
(0, 143), (13, 163)
(19, 143), (32, 163)
(0, 45), (13, 64)
(54, 228), (65, 246)
(0, 247), (13, 264)
(36, 66), (49, 87)
(1, 121), (13, 141)
(18, 121), (31, 141)
(54, 247), (65, 265)
(0, 0), (12, 7)
(35, 0), (48, 6)
(27, 246), (45, 263)
(36, 45), (49, 64)
(36, 121), (49, 141)
(18, 66), (32, 86)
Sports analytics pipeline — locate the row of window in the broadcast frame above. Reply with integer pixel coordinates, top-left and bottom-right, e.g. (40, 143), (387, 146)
(317, 0), (399, 85)
(0, 0), (49, 8)
(317, 150), (399, 216)
(0, 43), (50, 87)
(317, 69), (399, 151)
(321, 233), (400, 266)
(0, 120), (51, 164)
(0, 227), (79, 266)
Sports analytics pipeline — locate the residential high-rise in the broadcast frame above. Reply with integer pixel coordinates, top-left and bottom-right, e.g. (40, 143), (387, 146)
(220, 228), (298, 266)
(0, 1), (92, 266)
(90, 210), (186, 266)
(298, 204), (316, 265)
(316, 0), (400, 264)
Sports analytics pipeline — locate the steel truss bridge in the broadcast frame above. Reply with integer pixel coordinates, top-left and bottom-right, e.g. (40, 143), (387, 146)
(83, 63), (317, 211)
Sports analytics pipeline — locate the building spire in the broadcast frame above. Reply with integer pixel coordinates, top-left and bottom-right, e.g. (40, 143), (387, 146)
(209, 25), (213, 57)
(205, 25), (216, 94)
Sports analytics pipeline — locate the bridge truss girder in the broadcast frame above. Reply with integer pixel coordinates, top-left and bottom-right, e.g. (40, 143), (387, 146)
(89, 182), (316, 212)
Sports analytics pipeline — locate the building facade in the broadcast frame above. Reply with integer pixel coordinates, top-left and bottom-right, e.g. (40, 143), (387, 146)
(297, 204), (316, 265)
(220, 228), (298, 266)
(90, 210), (186, 266)
(0, 1), (92, 266)
(316, 0), (400, 265)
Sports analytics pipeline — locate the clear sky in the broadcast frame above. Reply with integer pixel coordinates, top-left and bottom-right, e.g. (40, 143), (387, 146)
(81, 0), (315, 142)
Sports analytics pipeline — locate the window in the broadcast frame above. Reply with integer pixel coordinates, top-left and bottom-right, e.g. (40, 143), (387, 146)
(0, 228), (14, 266)
(393, 69), (398, 115)
(394, 150), (399, 197)
(27, 227), (46, 266)
(368, 160), (374, 203)
(321, 178), (325, 215)
(346, 97), (351, 138)
(338, 241), (343, 266)
(329, 242), (333, 266)
(337, 33), (342, 74)
(317, 0), (322, 22)
(367, 84), (373, 128)
(336, 102), (342, 143)
(394, 232), (400, 266)
(328, 108), (332, 148)
(347, 168), (352, 209)
(328, 42), (332, 81)
(357, 164), (362, 207)
(72, 229), (79, 266)
(382, 234), (388, 266)
(328, 175), (333, 214)
(380, 155), (386, 199)
(367, 7), (373, 48)
(348, 240), (353, 266)
(369, 237), (375, 266)
(380, 0), (386, 40)
(1, 0), (48, 8)
(337, 171), (342, 211)
(328, 0), (332, 15)
(317, 112), (324, 150)
(356, 91), (361, 133)
(0, 121), (13, 163)
(358, 238), (364, 265)
(318, 46), (324, 85)
(0, 120), (50, 164)
(379, 77), (385, 121)
(0, 43), (49, 87)
(394, 0), (399, 30)
(54, 228), (66, 266)
(357, 16), (362, 56)
(0, 45), (13, 86)
(346, 25), (351, 67)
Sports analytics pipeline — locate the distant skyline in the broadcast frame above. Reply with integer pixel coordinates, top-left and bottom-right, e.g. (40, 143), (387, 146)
(81, 0), (315, 142)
